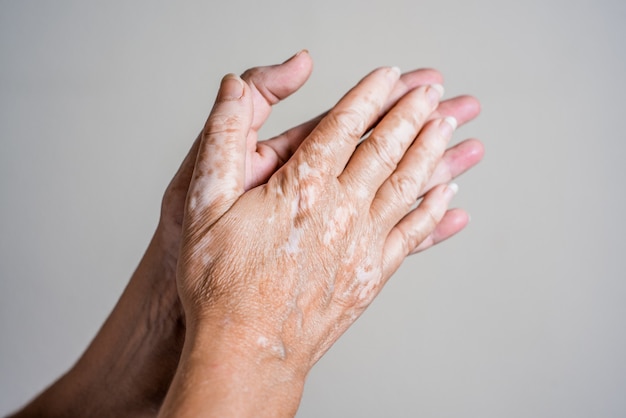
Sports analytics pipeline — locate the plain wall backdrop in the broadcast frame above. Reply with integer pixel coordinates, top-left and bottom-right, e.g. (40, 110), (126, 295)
(1, 0), (625, 416)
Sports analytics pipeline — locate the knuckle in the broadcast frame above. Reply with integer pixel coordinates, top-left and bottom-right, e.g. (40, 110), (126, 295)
(398, 227), (417, 254)
(399, 216), (431, 254)
(388, 172), (418, 208)
(422, 205), (440, 232)
(408, 107), (428, 127)
(395, 92), (429, 127)
(364, 133), (398, 173)
(325, 107), (368, 139)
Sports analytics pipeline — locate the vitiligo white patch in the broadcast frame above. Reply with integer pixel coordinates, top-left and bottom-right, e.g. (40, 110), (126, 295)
(323, 204), (354, 245)
(284, 226), (303, 255)
(188, 173), (238, 212)
(257, 336), (269, 347)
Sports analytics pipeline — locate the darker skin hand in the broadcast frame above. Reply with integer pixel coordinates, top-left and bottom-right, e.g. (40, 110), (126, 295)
(159, 64), (482, 418)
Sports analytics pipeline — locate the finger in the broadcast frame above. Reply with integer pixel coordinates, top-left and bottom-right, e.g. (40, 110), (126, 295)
(382, 183), (458, 278)
(241, 50), (313, 132)
(293, 66), (401, 176)
(419, 138), (484, 198)
(430, 94), (481, 125)
(186, 74), (253, 225)
(258, 68), (442, 167)
(253, 88), (477, 188)
(340, 84), (444, 195)
(410, 208), (470, 254)
(241, 51), (313, 188)
(251, 69), (442, 187)
(371, 117), (458, 229)
(371, 68), (442, 123)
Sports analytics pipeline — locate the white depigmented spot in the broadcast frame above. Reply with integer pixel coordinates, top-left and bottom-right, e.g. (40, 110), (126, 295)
(310, 141), (334, 158)
(257, 336), (269, 348)
(356, 185), (369, 201)
(358, 280), (377, 300)
(291, 162), (321, 212)
(290, 196), (299, 219)
(298, 185), (318, 211)
(284, 226), (303, 255)
(273, 343), (287, 359)
(201, 252), (212, 267)
(355, 263), (378, 283)
(189, 238), (213, 267)
(257, 336), (287, 360)
(190, 173), (238, 211)
(188, 195), (199, 211)
(297, 161), (316, 179)
(322, 228), (334, 246)
(345, 240), (357, 259)
(323, 204), (354, 245)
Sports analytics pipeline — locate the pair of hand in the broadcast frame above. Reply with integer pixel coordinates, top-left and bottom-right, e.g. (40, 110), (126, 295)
(11, 50), (482, 418)
(158, 52), (482, 416)
(161, 50), (481, 276)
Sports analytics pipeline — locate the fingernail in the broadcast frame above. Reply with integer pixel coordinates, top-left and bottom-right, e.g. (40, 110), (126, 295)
(445, 182), (459, 199)
(217, 74), (244, 101)
(283, 49), (309, 63)
(439, 116), (457, 136)
(390, 66), (401, 77)
(427, 84), (444, 106)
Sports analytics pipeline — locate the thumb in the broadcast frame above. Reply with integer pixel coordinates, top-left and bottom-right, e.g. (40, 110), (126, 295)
(242, 50), (313, 130)
(186, 73), (253, 227)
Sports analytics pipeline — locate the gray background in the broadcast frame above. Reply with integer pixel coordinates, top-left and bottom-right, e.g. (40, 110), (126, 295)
(1, 0), (625, 416)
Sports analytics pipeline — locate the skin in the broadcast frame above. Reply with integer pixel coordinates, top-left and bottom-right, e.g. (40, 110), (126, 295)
(159, 64), (481, 417)
(10, 51), (482, 417)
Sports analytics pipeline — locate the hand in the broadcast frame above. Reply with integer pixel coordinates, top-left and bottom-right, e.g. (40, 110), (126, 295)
(10, 52), (482, 417)
(159, 52), (481, 259)
(160, 66), (481, 417)
(8, 52), (318, 418)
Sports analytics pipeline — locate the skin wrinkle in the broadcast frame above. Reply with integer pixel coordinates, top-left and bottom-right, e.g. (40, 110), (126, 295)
(388, 171), (422, 207)
(363, 114), (412, 173)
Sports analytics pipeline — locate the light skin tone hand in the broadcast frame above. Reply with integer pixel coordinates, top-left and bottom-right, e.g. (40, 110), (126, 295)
(158, 65), (481, 417)
(10, 52), (482, 417)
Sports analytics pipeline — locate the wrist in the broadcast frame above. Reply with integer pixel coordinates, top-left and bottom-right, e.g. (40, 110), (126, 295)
(160, 319), (306, 418)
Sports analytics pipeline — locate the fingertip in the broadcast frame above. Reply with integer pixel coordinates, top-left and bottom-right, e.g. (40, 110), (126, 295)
(284, 48), (311, 61)
(455, 138), (485, 166)
(369, 66), (402, 81)
(292, 50), (314, 80)
(242, 52), (313, 105)
(399, 68), (444, 89)
(435, 95), (481, 126)
(446, 182), (459, 198)
(217, 73), (245, 101)
(283, 49), (314, 73)
(454, 208), (470, 226)
(466, 138), (485, 161)
(457, 94), (482, 118)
